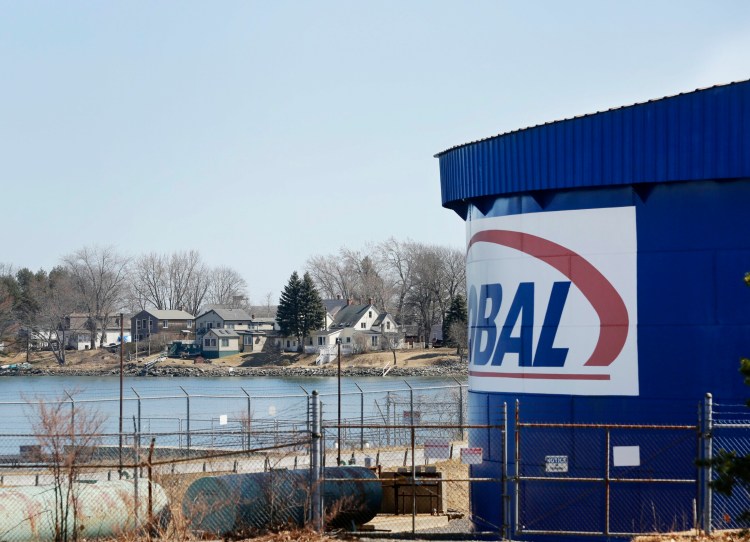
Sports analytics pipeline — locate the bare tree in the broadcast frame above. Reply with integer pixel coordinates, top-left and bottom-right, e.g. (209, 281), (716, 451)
(0, 265), (17, 349)
(129, 252), (168, 310)
(378, 238), (417, 320)
(263, 291), (274, 317)
(127, 250), (216, 315)
(30, 269), (79, 364)
(380, 331), (403, 366)
(305, 253), (357, 301)
(448, 320), (468, 362)
(28, 392), (105, 542)
(63, 246), (130, 349)
(207, 266), (248, 308)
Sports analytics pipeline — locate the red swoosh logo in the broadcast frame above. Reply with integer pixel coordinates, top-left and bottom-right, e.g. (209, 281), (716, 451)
(468, 230), (629, 367)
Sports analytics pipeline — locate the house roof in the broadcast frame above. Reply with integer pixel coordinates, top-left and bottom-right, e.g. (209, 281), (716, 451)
(323, 299), (348, 316)
(331, 304), (373, 327)
(144, 309), (194, 320)
(372, 312), (390, 326)
(314, 328), (343, 337)
(198, 307), (252, 321)
(207, 328), (239, 338)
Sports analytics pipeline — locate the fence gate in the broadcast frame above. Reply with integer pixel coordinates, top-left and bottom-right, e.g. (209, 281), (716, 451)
(515, 411), (699, 537)
(708, 394), (750, 532)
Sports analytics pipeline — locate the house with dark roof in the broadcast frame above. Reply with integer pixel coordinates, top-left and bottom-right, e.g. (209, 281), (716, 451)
(305, 301), (400, 356)
(195, 308), (253, 334)
(196, 308), (279, 353)
(130, 309), (194, 343)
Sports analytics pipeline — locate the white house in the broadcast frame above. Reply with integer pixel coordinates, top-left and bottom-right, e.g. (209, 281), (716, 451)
(306, 301), (401, 357)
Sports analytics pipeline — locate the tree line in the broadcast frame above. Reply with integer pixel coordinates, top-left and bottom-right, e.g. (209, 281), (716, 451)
(304, 238), (466, 344)
(0, 238), (468, 363)
(0, 247), (249, 363)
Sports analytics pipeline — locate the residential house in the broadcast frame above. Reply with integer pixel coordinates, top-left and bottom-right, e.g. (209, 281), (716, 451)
(62, 313), (130, 350)
(322, 297), (348, 330)
(195, 308), (252, 335)
(130, 309), (194, 344)
(240, 316), (279, 353)
(306, 301), (401, 356)
(201, 328), (240, 358)
(195, 308), (279, 353)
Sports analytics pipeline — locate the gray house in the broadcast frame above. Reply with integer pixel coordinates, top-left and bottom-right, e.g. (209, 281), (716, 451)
(130, 309), (194, 343)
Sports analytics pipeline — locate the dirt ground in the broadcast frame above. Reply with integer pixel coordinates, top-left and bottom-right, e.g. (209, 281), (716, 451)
(3, 346), (462, 373)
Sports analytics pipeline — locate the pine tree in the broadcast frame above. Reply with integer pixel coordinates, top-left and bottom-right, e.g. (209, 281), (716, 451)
(443, 294), (468, 347)
(299, 272), (326, 347)
(276, 271), (325, 352)
(276, 271), (303, 344)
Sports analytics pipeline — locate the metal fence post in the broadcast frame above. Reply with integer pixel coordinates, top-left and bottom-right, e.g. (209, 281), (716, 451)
(64, 390), (75, 435)
(502, 401), (511, 541)
(355, 383), (364, 450)
(453, 377), (465, 441)
(310, 391), (322, 531)
(132, 388), (142, 452)
(180, 387), (191, 452)
(514, 399), (521, 536)
(703, 392), (713, 534)
(242, 387), (251, 451)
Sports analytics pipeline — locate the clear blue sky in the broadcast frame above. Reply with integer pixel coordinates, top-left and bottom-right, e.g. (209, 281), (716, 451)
(2, 1), (749, 303)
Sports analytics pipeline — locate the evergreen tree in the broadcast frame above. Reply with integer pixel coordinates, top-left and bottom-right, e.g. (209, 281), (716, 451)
(299, 272), (326, 348)
(442, 294), (468, 347)
(276, 271), (325, 352)
(276, 271), (303, 343)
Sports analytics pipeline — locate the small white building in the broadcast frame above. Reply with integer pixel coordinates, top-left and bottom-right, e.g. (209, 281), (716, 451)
(201, 328), (240, 359)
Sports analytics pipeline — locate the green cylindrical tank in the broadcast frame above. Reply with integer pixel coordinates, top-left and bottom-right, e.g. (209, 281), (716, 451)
(0, 480), (169, 541)
(182, 467), (382, 536)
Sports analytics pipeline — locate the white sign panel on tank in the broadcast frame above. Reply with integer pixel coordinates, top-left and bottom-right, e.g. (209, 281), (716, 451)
(466, 207), (638, 396)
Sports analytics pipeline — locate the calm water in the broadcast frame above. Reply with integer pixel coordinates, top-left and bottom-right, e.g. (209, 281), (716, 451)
(0, 375), (466, 437)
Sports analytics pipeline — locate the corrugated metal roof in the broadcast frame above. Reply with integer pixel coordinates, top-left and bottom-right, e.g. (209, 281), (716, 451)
(436, 79), (750, 215)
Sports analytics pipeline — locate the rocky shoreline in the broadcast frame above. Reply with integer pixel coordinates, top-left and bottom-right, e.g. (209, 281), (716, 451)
(2, 359), (468, 379)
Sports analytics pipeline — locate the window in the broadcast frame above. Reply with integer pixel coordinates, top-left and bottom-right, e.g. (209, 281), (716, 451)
(187, 321), (192, 328)
(368, 311), (372, 318)
(346, 337), (351, 343)
(371, 336), (378, 346)
(318, 336), (325, 345)
(221, 338), (229, 347)
(386, 321), (391, 330)
(208, 322), (214, 329)
(360, 322), (366, 329)
(244, 336), (253, 345)
(136, 320), (141, 330)
(227, 323), (235, 329)
(286, 340), (291, 348)
(162, 320), (168, 329)
(204, 338), (210, 347)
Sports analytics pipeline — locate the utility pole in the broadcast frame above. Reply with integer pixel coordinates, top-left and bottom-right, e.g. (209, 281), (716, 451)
(337, 337), (342, 466)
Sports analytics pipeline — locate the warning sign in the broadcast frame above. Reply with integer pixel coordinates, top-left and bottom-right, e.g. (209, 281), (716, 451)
(461, 447), (483, 465)
(424, 440), (451, 460)
(545, 455), (568, 473)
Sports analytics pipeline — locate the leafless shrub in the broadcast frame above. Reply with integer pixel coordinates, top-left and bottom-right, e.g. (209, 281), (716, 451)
(27, 391), (105, 542)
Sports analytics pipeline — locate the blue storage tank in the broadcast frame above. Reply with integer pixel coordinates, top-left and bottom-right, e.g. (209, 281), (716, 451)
(436, 80), (750, 537)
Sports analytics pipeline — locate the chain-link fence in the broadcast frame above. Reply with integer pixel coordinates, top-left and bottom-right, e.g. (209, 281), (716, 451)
(704, 394), (750, 533)
(515, 417), (699, 537)
(4, 389), (750, 540)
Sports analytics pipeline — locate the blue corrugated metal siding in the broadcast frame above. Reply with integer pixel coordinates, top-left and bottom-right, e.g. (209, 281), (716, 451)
(438, 80), (750, 211)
